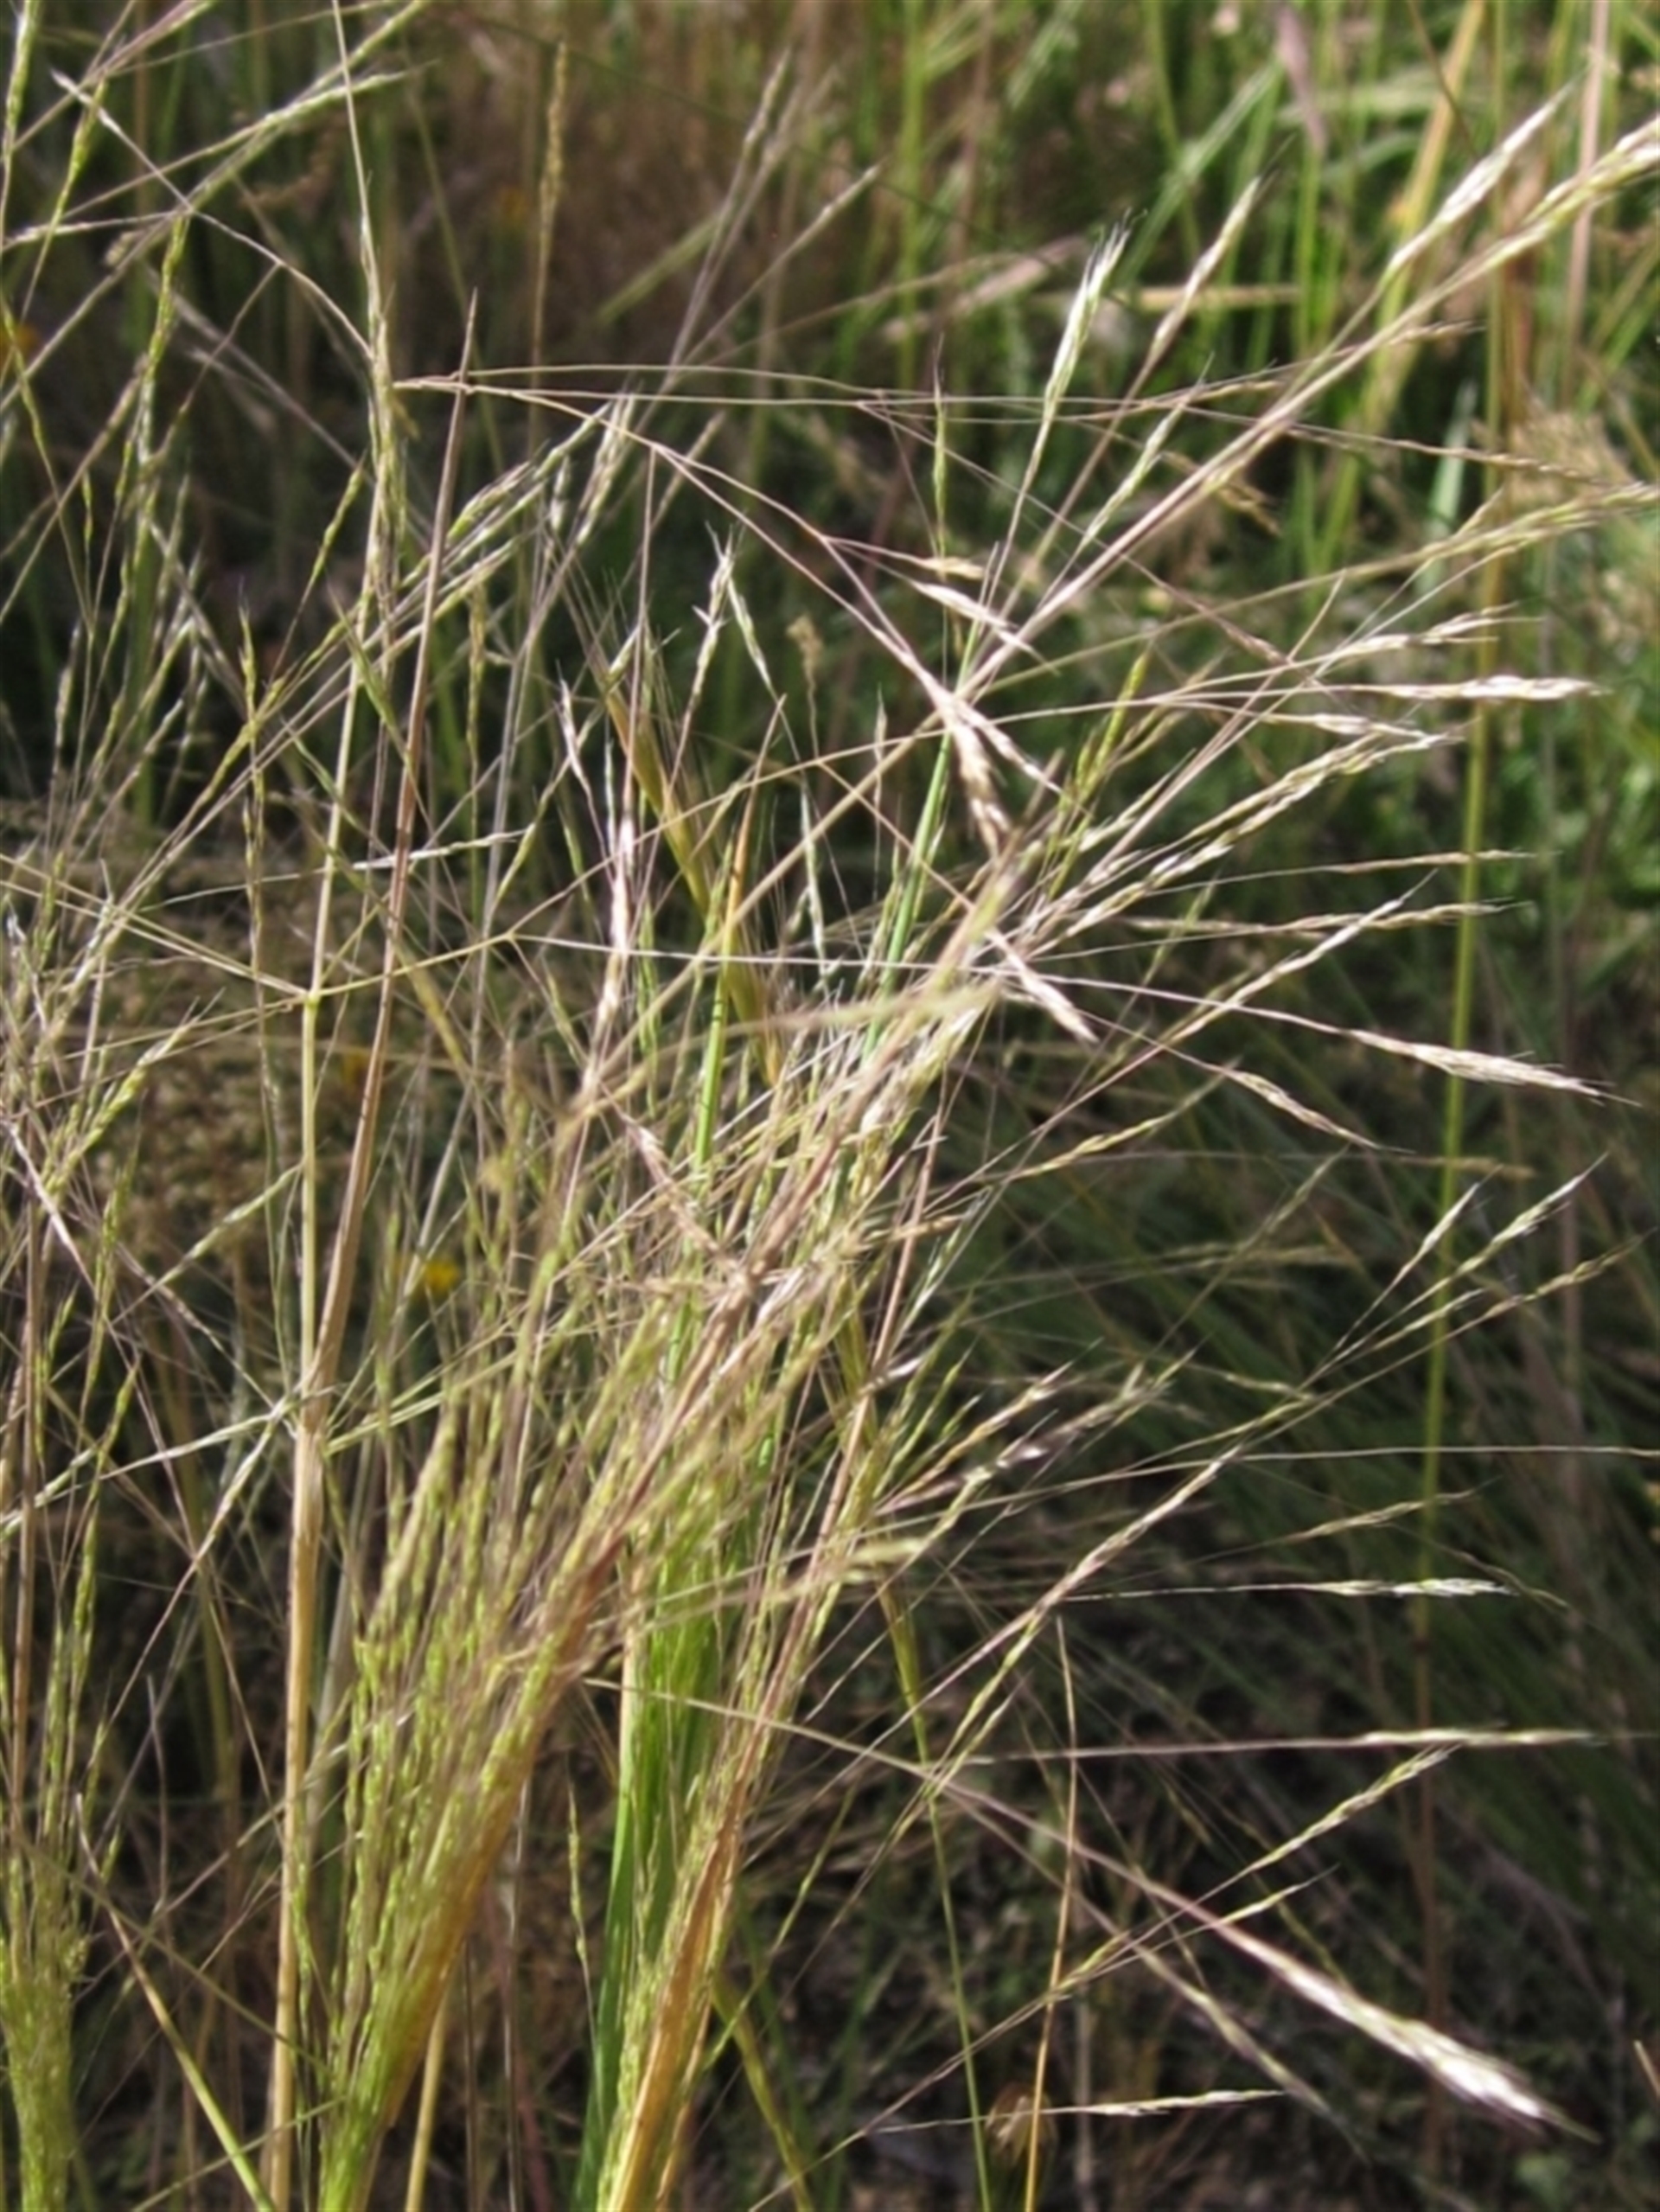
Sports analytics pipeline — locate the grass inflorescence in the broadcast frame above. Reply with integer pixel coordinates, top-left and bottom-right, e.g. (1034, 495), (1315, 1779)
(0, 4), (1654, 2208)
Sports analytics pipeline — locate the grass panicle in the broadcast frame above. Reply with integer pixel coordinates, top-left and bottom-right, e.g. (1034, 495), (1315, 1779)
(0, 4), (1652, 2208)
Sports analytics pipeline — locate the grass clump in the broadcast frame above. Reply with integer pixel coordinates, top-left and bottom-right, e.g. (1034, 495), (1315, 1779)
(0, 3), (1654, 2208)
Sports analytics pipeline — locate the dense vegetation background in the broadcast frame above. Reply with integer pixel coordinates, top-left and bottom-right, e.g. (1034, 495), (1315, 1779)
(0, 3), (1654, 2208)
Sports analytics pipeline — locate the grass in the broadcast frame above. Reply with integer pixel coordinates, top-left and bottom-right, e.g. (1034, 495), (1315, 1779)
(0, 3), (1655, 2208)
